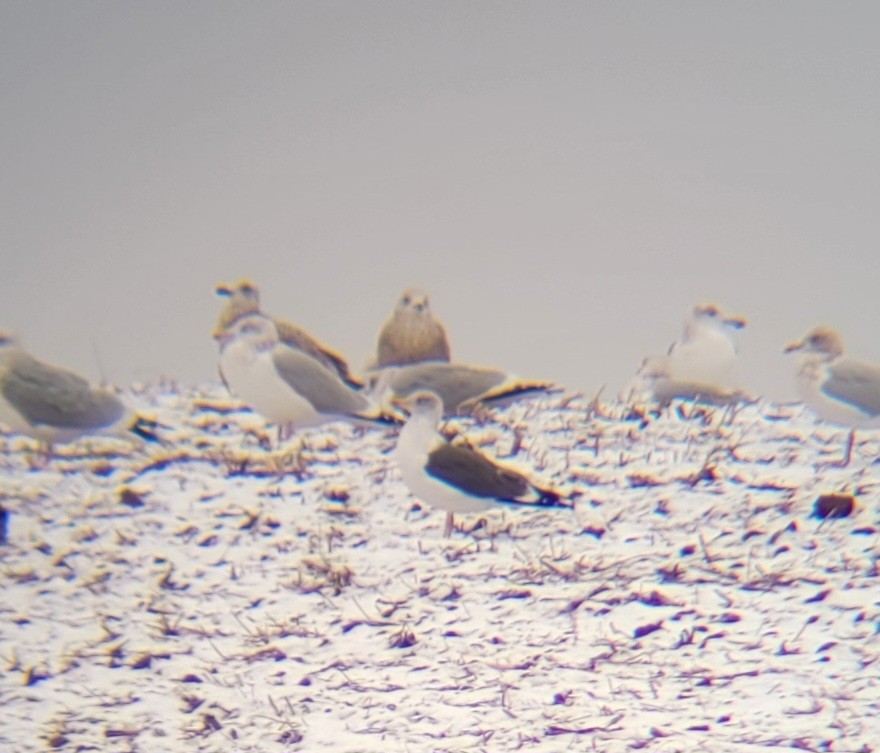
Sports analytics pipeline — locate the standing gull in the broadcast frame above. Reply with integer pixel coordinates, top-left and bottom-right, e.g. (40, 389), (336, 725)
(636, 301), (748, 405)
(217, 313), (393, 438)
(395, 390), (572, 537)
(0, 331), (156, 454)
(375, 287), (451, 368)
(785, 326), (880, 466)
(214, 279), (360, 388)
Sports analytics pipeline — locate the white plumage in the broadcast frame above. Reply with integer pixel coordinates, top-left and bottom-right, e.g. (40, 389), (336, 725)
(217, 313), (384, 437)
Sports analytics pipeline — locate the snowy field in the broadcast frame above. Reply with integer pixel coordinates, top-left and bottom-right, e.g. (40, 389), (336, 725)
(0, 385), (878, 752)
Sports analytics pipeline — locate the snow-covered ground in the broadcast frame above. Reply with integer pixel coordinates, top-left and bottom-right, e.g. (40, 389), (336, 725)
(1, 385), (878, 752)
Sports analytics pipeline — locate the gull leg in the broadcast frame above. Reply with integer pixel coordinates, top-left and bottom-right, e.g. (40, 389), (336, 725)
(271, 436), (307, 476)
(842, 429), (855, 467)
(277, 422), (295, 446)
(721, 402), (737, 426)
(444, 512), (455, 538)
(27, 440), (53, 470)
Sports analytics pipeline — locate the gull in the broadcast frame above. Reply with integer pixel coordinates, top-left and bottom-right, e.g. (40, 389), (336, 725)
(637, 301), (748, 406)
(636, 355), (749, 408)
(368, 361), (556, 416)
(0, 331), (157, 455)
(216, 313), (394, 439)
(214, 279), (360, 388)
(394, 390), (572, 537)
(375, 287), (451, 368)
(784, 325), (880, 466)
(666, 301), (747, 383)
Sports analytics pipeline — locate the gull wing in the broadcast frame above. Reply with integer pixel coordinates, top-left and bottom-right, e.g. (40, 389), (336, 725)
(388, 363), (506, 413)
(271, 347), (369, 416)
(823, 358), (880, 418)
(274, 319), (361, 388)
(2, 356), (124, 429)
(424, 442), (530, 500)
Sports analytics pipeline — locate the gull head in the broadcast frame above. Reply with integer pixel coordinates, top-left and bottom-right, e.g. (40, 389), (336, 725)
(215, 279), (261, 304)
(400, 390), (444, 424)
(690, 302), (747, 331)
(214, 313), (279, 352)
(364, 366), (400, 405)
(214, 279), (263, 338)
(396, 287), (432, 316)
(784, 326), (845, 359)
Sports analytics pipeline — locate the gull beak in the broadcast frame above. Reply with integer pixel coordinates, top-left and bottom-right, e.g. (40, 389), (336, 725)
(783, 338), (804, 354)
(723, 315), (747, 329)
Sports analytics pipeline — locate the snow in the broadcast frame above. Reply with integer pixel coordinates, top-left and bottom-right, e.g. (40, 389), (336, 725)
(1, 385), (878, 752)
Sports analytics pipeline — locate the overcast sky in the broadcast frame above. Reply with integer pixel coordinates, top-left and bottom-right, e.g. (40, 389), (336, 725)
(2, 2), (879, 401)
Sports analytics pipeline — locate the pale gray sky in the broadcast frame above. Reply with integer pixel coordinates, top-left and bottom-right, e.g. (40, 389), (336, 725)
(2, 2), (879, 401)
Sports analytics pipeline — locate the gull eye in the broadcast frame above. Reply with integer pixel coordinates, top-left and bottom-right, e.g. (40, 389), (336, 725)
(402, 295), (411, 306)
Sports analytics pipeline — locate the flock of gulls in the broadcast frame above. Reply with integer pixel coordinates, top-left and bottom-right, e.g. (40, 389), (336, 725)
(2, 279), (880, 536)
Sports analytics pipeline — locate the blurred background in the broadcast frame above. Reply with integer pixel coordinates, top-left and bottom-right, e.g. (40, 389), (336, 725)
(2, 2), (878, 401)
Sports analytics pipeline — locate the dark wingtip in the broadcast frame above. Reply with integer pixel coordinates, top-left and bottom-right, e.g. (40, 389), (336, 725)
(479, 381), (560, 408)
(498, 487), (574, 511)
(355, 407), (406, 430)
(130, 416), (170, 445)
(377, 409), (406, 426)
(343, 375), (365, 390)
(538, 487), (578, 510)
